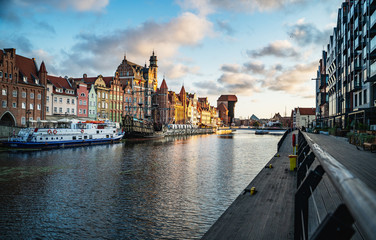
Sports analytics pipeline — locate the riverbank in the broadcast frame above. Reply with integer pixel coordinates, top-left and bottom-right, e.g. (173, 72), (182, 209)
(202, 131), (296, 239)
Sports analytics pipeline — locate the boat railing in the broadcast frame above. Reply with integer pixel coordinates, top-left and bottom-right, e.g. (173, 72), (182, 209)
(294, 130), (376, 239)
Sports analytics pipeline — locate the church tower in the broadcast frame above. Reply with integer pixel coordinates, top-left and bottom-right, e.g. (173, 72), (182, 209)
(149, 51), (158, 92)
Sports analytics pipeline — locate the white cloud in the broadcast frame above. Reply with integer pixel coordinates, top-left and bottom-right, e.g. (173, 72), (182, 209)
(59, 12), (213, 77)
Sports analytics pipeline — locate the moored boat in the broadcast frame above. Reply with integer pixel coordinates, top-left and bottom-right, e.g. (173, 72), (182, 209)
(2, 119), (124, 149)
(255, 130), (269, 135)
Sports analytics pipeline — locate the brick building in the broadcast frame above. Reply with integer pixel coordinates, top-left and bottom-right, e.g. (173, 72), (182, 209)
(0, 48), (47, 126)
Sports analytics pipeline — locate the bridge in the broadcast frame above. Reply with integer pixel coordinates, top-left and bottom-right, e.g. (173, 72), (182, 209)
(202, 130), (376, 239)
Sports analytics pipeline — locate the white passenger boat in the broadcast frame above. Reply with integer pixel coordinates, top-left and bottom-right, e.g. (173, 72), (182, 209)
(3, 120), (124, 149)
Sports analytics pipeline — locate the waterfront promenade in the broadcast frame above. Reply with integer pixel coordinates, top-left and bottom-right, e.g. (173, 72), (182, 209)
(203, 131), (376, 239)
(306, 133), (376, 192)
(202, 131), (296, 240)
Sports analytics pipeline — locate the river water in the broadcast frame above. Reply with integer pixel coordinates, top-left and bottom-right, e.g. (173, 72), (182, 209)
(0, 129), (282, 239)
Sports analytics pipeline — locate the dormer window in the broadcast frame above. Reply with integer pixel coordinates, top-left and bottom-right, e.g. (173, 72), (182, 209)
(23, 76), (27, 82)
(35, 79), (39, 84)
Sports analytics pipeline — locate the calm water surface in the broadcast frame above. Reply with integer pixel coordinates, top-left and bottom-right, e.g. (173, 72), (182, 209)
(0, 129), (282, 239)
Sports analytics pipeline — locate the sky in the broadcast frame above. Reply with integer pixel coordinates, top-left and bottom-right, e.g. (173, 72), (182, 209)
(0, 0), (344, 119)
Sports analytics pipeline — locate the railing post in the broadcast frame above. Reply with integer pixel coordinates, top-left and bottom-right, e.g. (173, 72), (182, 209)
(310, 204), (354, 240)
(297, 144), (310, 166)
(295, 165), (325, 240)
(297, 152), (315, 187)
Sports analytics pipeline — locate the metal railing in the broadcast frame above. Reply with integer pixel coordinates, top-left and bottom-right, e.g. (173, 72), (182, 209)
(295, 131), (376, 240)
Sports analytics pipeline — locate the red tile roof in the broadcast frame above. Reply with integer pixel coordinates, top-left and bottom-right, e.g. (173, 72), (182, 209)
(217, 95), (237, 102)
(47, 75), (75, 96)
(298, 107), (315, 115)
(16, 55), (39, 84)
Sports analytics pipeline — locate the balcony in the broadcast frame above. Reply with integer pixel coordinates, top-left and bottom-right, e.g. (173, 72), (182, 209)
(370, 61), (376, 78)
(350, 78), (362, 92)
(371, 10), (376, 28)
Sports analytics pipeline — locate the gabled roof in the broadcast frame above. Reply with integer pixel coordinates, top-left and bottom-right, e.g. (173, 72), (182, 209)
(47, 75), (75, 96)
(217, 95), (237, 102)
(16, 55), (39, 84)
(298, 107), (315, 115)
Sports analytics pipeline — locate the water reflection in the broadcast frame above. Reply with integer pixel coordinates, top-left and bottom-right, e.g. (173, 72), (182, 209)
(0, 130), (281, 239)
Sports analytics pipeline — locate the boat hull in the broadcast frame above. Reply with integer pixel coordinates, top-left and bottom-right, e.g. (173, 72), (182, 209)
(2, 136), (123, 149)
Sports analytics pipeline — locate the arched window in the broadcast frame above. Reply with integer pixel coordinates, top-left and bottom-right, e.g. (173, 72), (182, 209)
(81, 93), (85, 97)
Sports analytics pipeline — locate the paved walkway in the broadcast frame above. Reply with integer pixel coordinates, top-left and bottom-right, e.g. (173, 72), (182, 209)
(306, 133), (376, 193)
(202, 132), (296, 240)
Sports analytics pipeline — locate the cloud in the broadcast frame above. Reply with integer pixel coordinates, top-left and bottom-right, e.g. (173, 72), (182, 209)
(261, 61), (317, 95)
(216, 19), (235, 35)
(35, 21), (56, 34)
(247, 40), (299, 58)
(58, 12), (212, 77)
(194, 72), (261, 96)
(14, 0), (109, 12)
(243, 60), (265, 74)
(287, 19), (332, 46)
(163, 62), (200, 79)
(220, 64), (241, 73)
(178, 0), (309, 15)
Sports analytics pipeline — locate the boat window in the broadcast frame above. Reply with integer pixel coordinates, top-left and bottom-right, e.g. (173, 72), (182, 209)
(46, 137), (48, 140)
(61, 137), (63, 139)
(89, 135), (93, 139)
(78, 137), (82, 140)
(40, 138), (42, 140)
(113, 130), (115, 133)
(84, 136), (87, 139)
(106, 135), (109, 138)
(72, 136), (76, 140)
(97, 130), (99, 134)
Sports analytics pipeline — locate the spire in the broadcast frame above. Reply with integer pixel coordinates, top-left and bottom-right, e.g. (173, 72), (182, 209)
(160, 78), (168, 89)
(39, 61), (47, 73)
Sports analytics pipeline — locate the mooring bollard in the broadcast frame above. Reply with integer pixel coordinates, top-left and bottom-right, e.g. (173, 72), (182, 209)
(288, 155), (297, 171)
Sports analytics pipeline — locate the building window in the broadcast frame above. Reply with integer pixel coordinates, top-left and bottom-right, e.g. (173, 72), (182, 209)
(59, 98), (62, 103)
(359, 92), (362, 105)
(22, 91), (26, 98)
(46, 106), (49, 112)
(37, 104), (41, 110)
(355, 94), (358, 107)
(22, 102), (26, 109)
(37, 94), (41, 100)
(102, 92), (105, 98)
(54, 107), (57, 113)
(72, 108), (75, 114)
(54, 97), (57, 102)
(23, 76), (27, 82)
(21, 117), (26, 125)
(79, 109), (82, 114)
(106, 93), (108, 99)
(12, 90), (17, 97)
(364, 90), (367, 104)
(2, 89), (6, 95)
(30, 103), (34, 110)
(79, 100), (82, 105)
(83, 109), (86, 114)
(59, 107), (62, 113)
(12, 102), (16, 108)
(67, 99), (70, 104)
(47, 96), (49, 102)
(2, 100), (6, 108)
(72, 99), (75, 104)
(0, 71), (2, 77)
(9, 74), (12, 79)
(92, 93), (94, 98)
(67, 108), (70, 113)
(106, 103), (108, 109)
(83, 100), (86, 105)
(30, 93), (34, 99)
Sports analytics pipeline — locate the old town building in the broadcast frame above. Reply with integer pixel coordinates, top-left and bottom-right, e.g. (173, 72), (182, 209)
(46, 75), (77, 117)
(116, 52), (158, 122)
(217, 95), (237, 125)
(0, 48), (47, 126)
(74, 80), (89, 118)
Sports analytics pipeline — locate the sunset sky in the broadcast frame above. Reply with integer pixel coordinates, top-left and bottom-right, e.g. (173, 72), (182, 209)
(0, 0), (343, 118)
